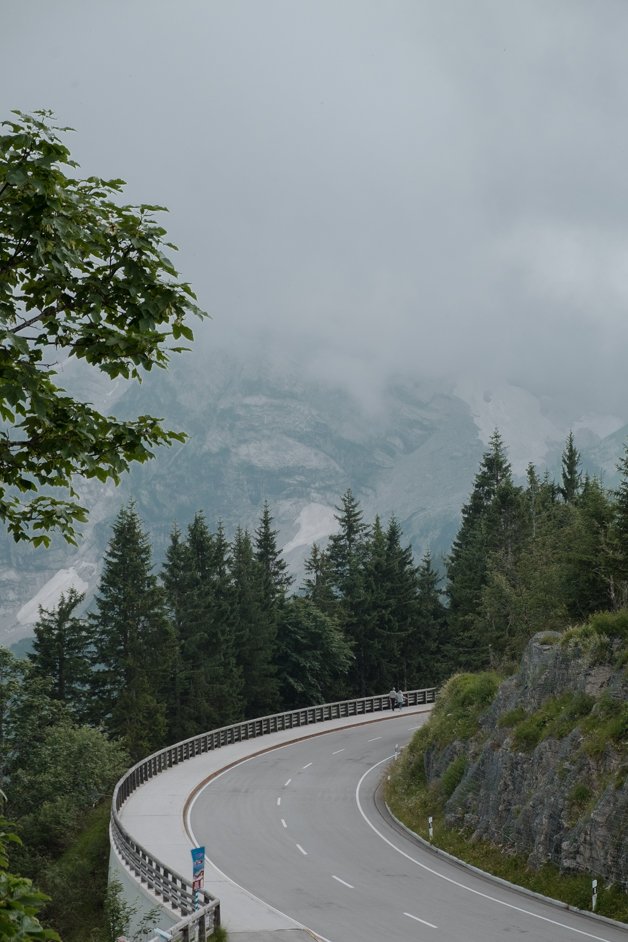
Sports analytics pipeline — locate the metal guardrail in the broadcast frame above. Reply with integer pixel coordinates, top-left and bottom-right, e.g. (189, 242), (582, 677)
(111, 688), (436, 940)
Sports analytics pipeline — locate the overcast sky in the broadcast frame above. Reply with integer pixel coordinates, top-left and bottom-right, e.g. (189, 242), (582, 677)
(3, 0), (628, 420)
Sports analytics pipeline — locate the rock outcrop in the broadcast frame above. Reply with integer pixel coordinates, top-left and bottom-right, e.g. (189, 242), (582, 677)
(426, 628), (628, 888)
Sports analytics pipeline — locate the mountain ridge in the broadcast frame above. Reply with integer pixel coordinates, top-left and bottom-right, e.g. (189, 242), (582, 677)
(1, 346), (626, 647)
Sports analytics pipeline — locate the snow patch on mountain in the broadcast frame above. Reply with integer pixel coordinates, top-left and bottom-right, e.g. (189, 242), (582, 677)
(282, 502), (339, 554)
(454, 380), (564, 473)
(16, 566), (93, 625)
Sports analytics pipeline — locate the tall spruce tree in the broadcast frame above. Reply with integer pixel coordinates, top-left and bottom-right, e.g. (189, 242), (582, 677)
(248, 503), (293, 713)
(28, 589), (90, 719)
(231, 527), (279, 717)
(207, 521), (244, 724)
(359, 516), (419, 693)
(403, 551), (447, 687)
(302, 543), (337, 616)
(170, 514), (243, 736)
(562, 475), (613, 619)
(88, 503), (171, 759)
(327, 490), (368, 598)
(560, 431), (582, 503)
(255, 502), (293, 606)
(446, 430), (515, 670)
(384, 517), (420, 662)
(360, 516), (397, 692)
(160, 524), (194, 741)
(607, 441), (628, 609)
(327, 490), (369, 694)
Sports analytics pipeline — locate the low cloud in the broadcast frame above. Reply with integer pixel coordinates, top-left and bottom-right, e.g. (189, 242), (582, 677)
(3, 0), (628, 421)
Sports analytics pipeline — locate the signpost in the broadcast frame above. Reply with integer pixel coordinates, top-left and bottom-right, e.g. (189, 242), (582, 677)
(428, 815), (433, 842)
(191, 846), (205, 911)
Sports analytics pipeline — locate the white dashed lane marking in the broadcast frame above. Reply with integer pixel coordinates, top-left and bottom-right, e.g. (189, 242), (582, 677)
(284, 778), (292, 787)
(367, 736), (382, 742)
(302, 762), (312, 770)
(332, 875), (354, 889)
(404, 912), (437, 928)
(332, 748), (345, 755)
(296, 844), (308, 856)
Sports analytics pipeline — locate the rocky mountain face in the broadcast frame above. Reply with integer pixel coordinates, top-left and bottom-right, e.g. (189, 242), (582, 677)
(426, 630), (628, 887)
(1, 344), (626, 649)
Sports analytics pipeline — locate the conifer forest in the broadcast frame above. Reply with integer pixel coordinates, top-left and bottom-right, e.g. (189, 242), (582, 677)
(3, 430), (628, 938)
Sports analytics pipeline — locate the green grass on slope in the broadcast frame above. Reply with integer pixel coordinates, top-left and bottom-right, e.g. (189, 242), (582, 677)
(385, 656), (628, 923)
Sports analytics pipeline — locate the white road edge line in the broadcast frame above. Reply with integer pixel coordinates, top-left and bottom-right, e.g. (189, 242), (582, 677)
(303, 762), (313, 769)
(296, 843), (308, 856)
(356, 757), (617, 942)
(332, 875), (354, 889)
(404, 912), (437, 928)
(332, 748), (345, 755)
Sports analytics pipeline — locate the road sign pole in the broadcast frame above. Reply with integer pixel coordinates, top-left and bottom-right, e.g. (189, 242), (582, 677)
(191, 846), (205, 911)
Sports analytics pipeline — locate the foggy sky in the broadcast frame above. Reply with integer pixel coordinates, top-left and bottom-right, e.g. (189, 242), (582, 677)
(3, 0), (628, 420)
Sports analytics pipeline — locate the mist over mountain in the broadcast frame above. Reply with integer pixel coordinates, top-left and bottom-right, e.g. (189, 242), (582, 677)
(1, 341), (626, 650)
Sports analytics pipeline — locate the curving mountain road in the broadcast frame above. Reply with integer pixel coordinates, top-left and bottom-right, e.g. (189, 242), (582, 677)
(188, 713), (626, 942)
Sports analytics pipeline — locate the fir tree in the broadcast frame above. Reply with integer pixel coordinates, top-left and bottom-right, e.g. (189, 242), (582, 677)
(560, 431), (582, 503)
(207, 521), (244, 724)
(160, 524), (194, 741)
(87, 503), (171, 759)
(29, 589), (90, 719)
(607, 441), (628, 609)
(327, 489), (368, 598)
(563, 475), (613, 619)
(446, 430), (516, 670)
(302, 543), (337, 615)
(168, 514), (243, 737)
(403, 551), (447, 687)
(254, 501), (293, 606)
(360, 516), (397, 692)
(231, 527), (279, 717)
(359, 516), (419, 693)
(327, 491), (369, 693)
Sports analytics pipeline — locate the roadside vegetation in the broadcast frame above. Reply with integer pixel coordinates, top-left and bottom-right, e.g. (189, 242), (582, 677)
(385, 624), (628, 924)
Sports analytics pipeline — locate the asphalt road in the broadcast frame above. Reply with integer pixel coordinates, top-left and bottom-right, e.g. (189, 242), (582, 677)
(188, 713), (627, 942)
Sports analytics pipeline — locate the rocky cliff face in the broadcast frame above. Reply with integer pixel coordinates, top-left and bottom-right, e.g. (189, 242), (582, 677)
(426, 628), (628, 888)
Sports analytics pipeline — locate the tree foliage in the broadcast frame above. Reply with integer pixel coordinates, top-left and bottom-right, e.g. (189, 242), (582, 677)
(87, 503), (171, 759)
(275, 598), (352, 708)
(0, 110), (206, 546)
(0, 815), (59, 942)
(29, 589), (90, 719)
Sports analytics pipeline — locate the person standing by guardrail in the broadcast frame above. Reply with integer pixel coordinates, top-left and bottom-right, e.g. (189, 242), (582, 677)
(388, 687), (398, 710)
